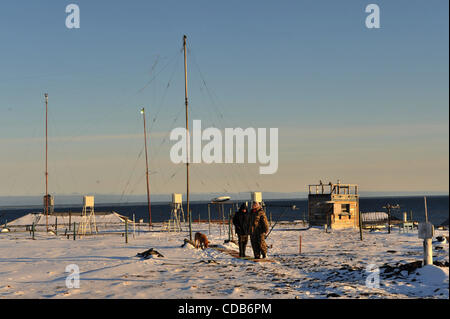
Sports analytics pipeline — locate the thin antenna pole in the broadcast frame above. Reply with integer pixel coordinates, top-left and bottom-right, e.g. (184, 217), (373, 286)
(141, 108), (152, 228)
(183, 35), (192, 241)
(44, 93), (49, 232)
(424, 196), (428, 223)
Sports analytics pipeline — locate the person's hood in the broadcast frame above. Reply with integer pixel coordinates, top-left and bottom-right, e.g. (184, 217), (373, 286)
(239, 203), (248, 212)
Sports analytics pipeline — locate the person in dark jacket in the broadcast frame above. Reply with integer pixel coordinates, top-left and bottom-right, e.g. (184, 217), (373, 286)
(232, 203), (252, 257)
(250, 201), (270, 259)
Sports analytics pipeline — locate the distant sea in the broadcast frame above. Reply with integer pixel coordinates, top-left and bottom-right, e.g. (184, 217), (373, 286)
(1, 195), (448, 226)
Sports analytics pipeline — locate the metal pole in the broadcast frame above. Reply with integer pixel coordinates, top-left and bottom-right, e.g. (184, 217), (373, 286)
(424, 238), (433, 265)
(183, 35), (192, 242)
(387, 206), (391, 234)
(218, 204), (221, 237)
(141, 108), (152, 228)
(423, 197), (432, 265)
(44, 93), (49, 232)
(222, 204), (225, 236)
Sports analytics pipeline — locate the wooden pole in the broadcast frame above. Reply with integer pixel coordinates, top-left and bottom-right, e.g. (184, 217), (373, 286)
(222, 204), (225, 236)
(189, 209), (192, 239)
(299, 235), (302, 254)
(125, 218), (128, 244)
(133, 214), (136, 239)
(32, 223), (35, 240)
(424, 197), (428, 223)
(358, 209), (363, 241)
(141, 108), (152, 228)
(73, 222), (76, 240)
(208, 204), (211, 236)
(228, 208), (231, 242)
(44, 93), (49, 232)
(55, 217), (58, 236)
(183, 35), (192, 242)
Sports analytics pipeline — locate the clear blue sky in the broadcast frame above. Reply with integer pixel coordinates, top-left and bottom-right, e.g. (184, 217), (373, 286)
(0, 0), (448, 199)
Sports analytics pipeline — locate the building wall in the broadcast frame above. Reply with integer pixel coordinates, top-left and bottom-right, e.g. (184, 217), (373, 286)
(308, 194), (359, 229)
(330, 199), (359, 229)
(308, 194), (332, 226)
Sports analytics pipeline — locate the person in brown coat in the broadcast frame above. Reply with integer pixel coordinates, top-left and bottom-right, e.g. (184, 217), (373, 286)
(249, 201), (270, 259)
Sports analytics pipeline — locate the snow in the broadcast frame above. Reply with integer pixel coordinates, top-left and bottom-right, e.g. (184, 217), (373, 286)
(415, 265), (448, 285)
(0, 222), (448, 299)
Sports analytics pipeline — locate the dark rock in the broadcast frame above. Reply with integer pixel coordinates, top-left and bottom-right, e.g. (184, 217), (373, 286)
(137, 248), (164, 259)
(181, 238), (195, 248)
(381, 260), (422, 275)
(433, 260), (449, 267)
(326, 293), (341, 298)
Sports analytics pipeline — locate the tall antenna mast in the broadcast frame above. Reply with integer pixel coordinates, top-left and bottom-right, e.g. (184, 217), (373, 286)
(183, 35), (192, 241)
(44, 93), (49, 232)
(141, 107), (152, 228)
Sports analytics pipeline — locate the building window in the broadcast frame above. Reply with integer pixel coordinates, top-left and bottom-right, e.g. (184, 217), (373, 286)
(341, 204), (350, 213)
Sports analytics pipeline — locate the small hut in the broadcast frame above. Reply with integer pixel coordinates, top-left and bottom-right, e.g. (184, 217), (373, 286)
(308, 181), (359, 229)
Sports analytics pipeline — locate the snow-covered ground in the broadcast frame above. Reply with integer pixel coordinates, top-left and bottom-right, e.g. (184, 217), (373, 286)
(0, 222), (448, 299)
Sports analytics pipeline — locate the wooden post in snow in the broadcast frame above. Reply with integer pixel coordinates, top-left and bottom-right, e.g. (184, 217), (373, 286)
(228, 208), (231, 242)
(299, 235), (302, 254)
(359, 209), (363, 241)
(208, 204), (211, 236)
(125, 218), (128, 244)
(133, 214), (136, 239)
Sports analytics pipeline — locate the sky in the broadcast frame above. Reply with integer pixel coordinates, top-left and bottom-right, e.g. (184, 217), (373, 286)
(0, 0), (448, 202)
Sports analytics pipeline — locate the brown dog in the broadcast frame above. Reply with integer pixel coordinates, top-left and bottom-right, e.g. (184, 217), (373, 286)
(194, 232), (209, 249)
